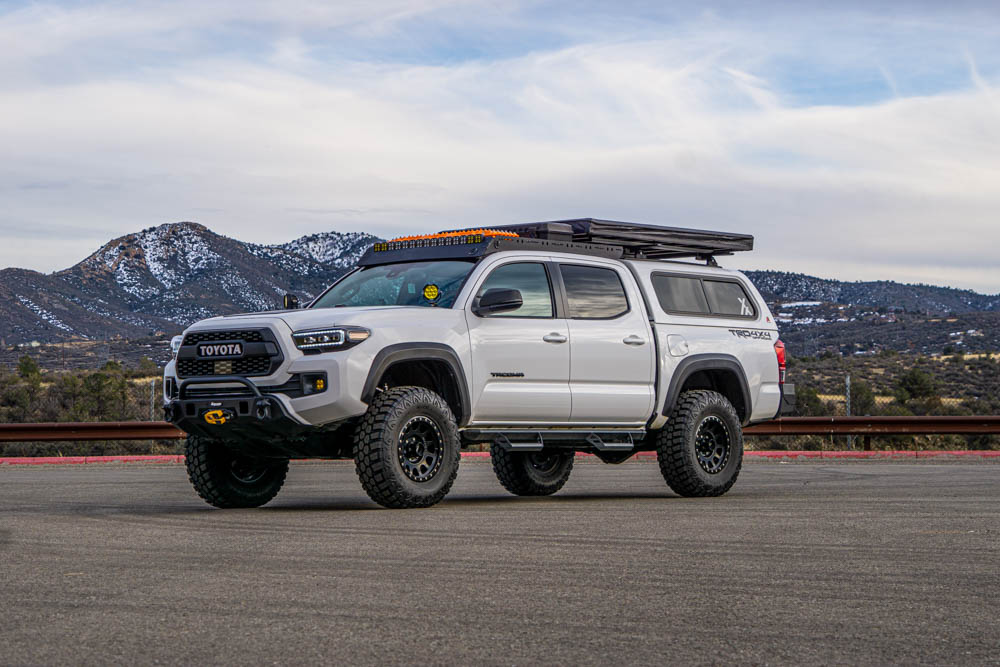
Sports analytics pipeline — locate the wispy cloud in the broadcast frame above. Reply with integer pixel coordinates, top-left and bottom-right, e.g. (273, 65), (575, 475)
(0, 1), (999, 291)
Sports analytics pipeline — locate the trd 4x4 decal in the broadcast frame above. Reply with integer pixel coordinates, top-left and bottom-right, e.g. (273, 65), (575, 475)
(729, 328), (772, 340)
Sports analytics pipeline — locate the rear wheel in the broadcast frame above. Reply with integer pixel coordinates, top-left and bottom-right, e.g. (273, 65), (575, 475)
(490, 447), (574, 496)
(655, 390), (743, 497)
(353, 386), (461, 509)
(185, 436), (288, 508)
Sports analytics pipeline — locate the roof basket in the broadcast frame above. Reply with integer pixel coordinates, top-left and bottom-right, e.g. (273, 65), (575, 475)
(489, 218), (753, 260)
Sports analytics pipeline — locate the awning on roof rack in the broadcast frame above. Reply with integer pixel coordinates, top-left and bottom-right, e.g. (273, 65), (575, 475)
(490, 218), (753, 259)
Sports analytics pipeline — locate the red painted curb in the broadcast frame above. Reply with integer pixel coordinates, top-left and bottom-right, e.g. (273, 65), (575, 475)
(0, 455), (185, 465)
(2, 451), (998, 466)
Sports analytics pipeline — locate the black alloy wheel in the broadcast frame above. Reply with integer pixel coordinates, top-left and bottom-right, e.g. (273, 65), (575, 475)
(526, 451), (563, 475)
(397, 415), (445, 483)
(229, 456), (271, 485)
(694, 415), (731, 474)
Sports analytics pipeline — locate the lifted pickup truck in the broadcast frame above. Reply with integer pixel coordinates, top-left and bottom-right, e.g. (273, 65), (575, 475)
(163, 219), (786, 509)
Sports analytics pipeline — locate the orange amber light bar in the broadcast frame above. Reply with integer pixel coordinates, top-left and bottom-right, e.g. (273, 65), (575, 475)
(389, 229), (519, 242)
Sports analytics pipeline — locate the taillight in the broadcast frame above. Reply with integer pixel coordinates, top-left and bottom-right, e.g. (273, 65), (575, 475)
(774, 339), (786, 385)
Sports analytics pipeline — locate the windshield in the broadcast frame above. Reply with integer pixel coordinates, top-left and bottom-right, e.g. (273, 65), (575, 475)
(311, 260), (475, 309)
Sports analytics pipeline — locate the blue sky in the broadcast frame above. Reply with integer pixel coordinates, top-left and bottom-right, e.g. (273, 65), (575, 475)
(1, 0), (999, 292)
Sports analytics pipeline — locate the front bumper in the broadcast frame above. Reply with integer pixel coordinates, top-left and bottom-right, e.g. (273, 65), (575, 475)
(164, 376), (316, 443)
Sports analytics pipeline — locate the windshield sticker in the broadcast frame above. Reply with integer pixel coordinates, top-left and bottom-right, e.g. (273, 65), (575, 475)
(423, 284), (440, 301)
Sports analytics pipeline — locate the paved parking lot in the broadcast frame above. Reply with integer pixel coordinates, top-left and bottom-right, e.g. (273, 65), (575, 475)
(2, 460), (998, 665)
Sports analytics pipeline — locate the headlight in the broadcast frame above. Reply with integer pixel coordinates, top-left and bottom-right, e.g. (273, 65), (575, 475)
(292, 326), (370, 352)
(170, 335), (184, 359)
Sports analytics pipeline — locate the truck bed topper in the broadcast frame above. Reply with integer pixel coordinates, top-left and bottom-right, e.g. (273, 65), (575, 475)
(357, 218), (753, 266)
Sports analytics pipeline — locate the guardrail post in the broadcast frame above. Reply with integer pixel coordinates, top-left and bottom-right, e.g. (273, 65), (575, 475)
(845, 374), (853, 450)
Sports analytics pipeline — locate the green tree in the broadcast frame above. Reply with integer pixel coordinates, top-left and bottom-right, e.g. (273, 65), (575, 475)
(896, 368), (938, 401)
(136, 357), (159, 377)
(849, 380), (876, 416)
(795, 386), (830, 416)
(17, 355), (41, 380)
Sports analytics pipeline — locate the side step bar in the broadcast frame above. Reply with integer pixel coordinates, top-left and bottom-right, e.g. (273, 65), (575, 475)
(463, 429), (646, 453)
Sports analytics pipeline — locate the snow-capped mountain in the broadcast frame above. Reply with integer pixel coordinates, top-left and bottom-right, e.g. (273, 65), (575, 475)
(2, 222), (998, 351)
(1, 222), (381, 344)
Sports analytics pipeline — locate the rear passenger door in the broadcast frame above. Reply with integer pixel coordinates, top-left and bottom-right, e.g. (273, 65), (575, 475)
(557, 262), (655, 424)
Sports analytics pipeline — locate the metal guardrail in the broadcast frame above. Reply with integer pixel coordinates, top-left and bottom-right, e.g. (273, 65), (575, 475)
(743, 416), (1000, 436)
(0, 421), (185, 442)
(0, 416), (998, 443)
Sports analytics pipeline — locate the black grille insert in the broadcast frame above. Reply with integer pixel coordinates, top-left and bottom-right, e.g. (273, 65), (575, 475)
(176, 329), (281, 379)
(177, 356), (273, 377)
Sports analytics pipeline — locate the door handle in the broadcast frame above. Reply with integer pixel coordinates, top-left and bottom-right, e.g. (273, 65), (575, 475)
(543, 332), (568, 344)
(623, 335), (646, 346)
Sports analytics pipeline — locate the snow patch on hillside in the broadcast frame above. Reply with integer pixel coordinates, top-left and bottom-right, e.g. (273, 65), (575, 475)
(281, 232), (378, 267)
(137, 224), (221, 289)
(17, 295), (76, 334)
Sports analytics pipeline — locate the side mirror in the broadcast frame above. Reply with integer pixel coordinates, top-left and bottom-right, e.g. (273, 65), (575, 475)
(283, 294), (300, 310)
(474, 288), (522, 317)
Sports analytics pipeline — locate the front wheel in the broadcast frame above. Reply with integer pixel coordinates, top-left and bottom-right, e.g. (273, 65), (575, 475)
(185, 436), (289, 508)
(655, 390), (743, 497)
(353, 386), (461, 509)
(490, 447), (574, 496)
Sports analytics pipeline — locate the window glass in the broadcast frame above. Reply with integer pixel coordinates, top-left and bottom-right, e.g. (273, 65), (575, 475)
(312, 260), (474, 309)
(651, 275), (709, 314)
(476, 262), (553, 318)
(704, 280), (756, 318)
(560, 265), (629, 319)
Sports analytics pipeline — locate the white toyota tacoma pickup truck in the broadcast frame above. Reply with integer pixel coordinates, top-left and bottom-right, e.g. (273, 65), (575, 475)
(163, 219), (787, 509)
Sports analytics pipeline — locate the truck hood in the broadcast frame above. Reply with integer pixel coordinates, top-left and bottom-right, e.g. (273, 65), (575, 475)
(188, 306), (457, 332)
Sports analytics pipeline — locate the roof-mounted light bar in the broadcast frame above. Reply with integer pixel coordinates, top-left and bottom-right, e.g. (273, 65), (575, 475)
(373, 229), (519, 253)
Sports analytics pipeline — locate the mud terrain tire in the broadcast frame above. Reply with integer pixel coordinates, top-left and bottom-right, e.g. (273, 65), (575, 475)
(354, 386), (461, 509)
(185, 436), (288, 508)
(490, 447), (574, 496)
(656, 390), (743, 497)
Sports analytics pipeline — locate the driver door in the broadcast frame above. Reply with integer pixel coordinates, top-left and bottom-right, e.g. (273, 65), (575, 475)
(466, 260), (571, 424)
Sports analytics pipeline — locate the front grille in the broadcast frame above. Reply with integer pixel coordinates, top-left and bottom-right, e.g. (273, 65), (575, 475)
(183, 330), (265, 345)
(177, 356), (273, 377)
(176, 328), (281, 379)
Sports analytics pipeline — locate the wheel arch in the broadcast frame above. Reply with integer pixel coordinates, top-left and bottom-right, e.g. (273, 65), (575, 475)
(662, 354), (752, 424)
(361, 343), (471, 426)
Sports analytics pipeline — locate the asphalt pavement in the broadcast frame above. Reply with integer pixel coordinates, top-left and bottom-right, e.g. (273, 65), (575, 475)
(2, 459), (998, 665)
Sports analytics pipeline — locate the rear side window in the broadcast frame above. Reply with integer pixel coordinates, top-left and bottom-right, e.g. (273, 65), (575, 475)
(559, 265), (629, 319)
(703, 280), (757, 318)
(650, 275), (709, 314)
(652, 273), (757, 319)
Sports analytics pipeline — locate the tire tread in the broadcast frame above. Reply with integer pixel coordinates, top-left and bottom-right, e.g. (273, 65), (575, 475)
(490, 446), (574, 496)
(185, 436), (288, 508)
(353, 386), (460, 509)
(656, 390), (742, 497)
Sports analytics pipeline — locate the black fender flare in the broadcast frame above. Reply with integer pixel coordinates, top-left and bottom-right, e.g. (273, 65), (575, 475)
(661, 354), (752, 423)
(361, 343), (471, 426)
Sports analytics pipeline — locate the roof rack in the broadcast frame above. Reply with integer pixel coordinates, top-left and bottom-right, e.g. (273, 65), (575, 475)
(490, 218), (753, 260)
(357, 218), (753, 267)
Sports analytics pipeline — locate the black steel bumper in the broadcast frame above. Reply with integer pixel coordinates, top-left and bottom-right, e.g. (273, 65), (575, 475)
(164, 376), (311, 442)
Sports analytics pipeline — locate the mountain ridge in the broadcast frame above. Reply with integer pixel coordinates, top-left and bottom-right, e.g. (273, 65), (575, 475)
(0, 222), (381, 344)
(1, 221), (997, 349)
(743, 270), (999, 313)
